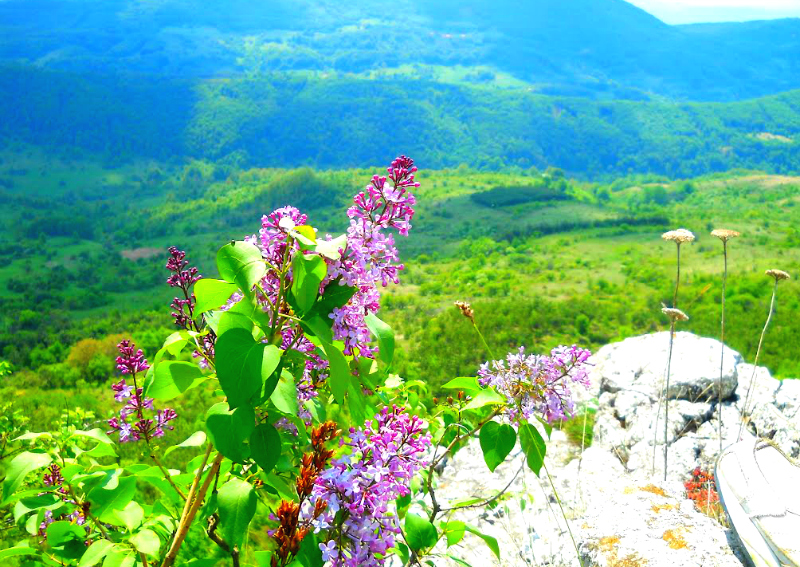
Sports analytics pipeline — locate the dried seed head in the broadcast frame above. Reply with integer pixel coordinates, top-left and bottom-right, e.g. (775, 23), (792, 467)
(454, 301), (475, 322)
(711, 229), (741, 242)
(662, 307), (689, 322)
(662, 228), (696, 244)
(766, 269), (790, 281)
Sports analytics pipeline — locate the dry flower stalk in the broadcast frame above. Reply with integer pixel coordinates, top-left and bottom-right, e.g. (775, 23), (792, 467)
(661, 228), (696, 244)
(454, 301), (475, 323)
(738, 270), (790, 441)
(661, 307), (689, 322)
(711, 229), (741, 453)
(766, 269), (790, 281)
(711, 229), (740, 242)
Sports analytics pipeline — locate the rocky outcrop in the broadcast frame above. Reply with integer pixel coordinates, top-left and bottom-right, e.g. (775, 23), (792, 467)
(434, 332), (800, 567)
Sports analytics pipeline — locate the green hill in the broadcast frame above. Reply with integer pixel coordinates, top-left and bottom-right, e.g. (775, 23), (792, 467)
(2, 0), (799, 100)
(2, 66), (800, 176)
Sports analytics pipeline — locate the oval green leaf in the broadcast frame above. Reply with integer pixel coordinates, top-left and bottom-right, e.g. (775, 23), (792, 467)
(249, 423), (281, 475)
(216, 241), (267, 292)
(479, 421), (517, 472)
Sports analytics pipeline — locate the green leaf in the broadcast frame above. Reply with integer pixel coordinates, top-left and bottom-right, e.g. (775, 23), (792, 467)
(216, 328), (282, 409)
(308, 279), (357, 319)
(216, 311), (255, 336)
(206, 402), (255, 464)
(443, 520), (466, 547)
(299, 314), (333, 344)
(164, 431), (207, 458)
(185, 561), (219, 567)
(295, 531), (324, 567)
(88, 476), (137, 523)
(463, 389), (507, 411)
(130, 528), (161, 556)
(321, 341), (350, 405)
(290, 225), (317, 247)
(314, 234), (347, 260)
(0, 546), (37, 560)
(148, 361), (206, 401)
(102, 549), (135, 567)
(2, 451), (52, 503)
(364, 313), (394, 367)
(271, 370), (298, 415)
(78, 539), (114, 567)
(14, 493), (61, 522)
(46, 520), (85, 548)
(217, 241), (267, 292)
(404, 513), (438, 551)
(479, 421), (517, 472)
(464, 524), (500, 559)
(441, 377), (482, 395)
(195, 279), (240, 314)
(347, 380), (366, 426)
(84, 442), (118, 458)
(111, 501), (144, 531)
(72, 428), (114, 445)
(519, 424), (546, 476)
(254, 551), (274, 567)
(291, 254), (327, 315)
(217, 478), (257, 548)
(161, 330), (193, 356)
(447, 554), (474, 567)
(250, 424), (281, 474)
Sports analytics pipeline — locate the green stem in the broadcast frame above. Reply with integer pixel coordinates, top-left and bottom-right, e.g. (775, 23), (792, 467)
(471, 320), (496, 361)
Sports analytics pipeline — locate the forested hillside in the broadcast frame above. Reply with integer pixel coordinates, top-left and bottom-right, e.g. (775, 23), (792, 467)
(2, 0), (800, 100)
(2, 67), (800, 176)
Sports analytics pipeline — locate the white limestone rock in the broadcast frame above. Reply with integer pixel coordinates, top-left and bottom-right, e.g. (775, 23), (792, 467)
(579, 477), (745, 567)
(594, 332), (741, 402)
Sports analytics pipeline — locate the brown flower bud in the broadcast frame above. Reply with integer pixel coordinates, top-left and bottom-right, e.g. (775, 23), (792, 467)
(454, 301), (475, 323)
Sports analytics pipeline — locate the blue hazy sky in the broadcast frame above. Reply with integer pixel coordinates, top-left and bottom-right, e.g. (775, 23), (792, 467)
(626, 0), (800, 24)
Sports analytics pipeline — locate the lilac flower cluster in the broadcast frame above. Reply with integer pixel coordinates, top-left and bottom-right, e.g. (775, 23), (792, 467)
(326, 156), (419, 355)
(108, 340), (177, 443)
(305, 406), (431, 567)
(38, 464), (87, 536)
(166, 246), (201, 330)
(478, 345), (592, 424)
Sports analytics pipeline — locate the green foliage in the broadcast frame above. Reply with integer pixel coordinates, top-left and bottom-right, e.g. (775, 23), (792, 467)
(217, 478), (257, 549)
(478, 421), (517, 472)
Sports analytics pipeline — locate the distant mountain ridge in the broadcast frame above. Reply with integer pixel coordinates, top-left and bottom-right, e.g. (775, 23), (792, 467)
(1, 0), (800, 100)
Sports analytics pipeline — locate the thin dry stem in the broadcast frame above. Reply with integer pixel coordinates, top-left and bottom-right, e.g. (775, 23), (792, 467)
(738, 279), (779, 441)
(663, 320), (676, 481)
(717, 241), (728, 453)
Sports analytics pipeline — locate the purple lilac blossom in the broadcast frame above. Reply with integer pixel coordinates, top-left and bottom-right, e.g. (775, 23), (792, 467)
(166, 246), (201, 330)
(478, 345), (592, 424)
(325, 156), (419, 356)
(107, 340), (177, 443)
(304, 406), (431, 567)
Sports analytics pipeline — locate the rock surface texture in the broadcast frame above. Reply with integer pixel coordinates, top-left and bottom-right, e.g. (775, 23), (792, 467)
(434, 332), (799, 567)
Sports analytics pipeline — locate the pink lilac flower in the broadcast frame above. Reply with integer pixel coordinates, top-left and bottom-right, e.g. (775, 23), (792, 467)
(478, 345), (592, 424)
(324, 156), (419, 355)
(43, 464), (64, 487)
(305, 406), (431, 567)
(166, 246), (200, 330)
(108, 340), (177, 443)
(115, 340), (150, 375)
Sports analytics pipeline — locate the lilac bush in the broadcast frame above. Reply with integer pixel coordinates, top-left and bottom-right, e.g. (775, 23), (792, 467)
(1, 156), (592, 567)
